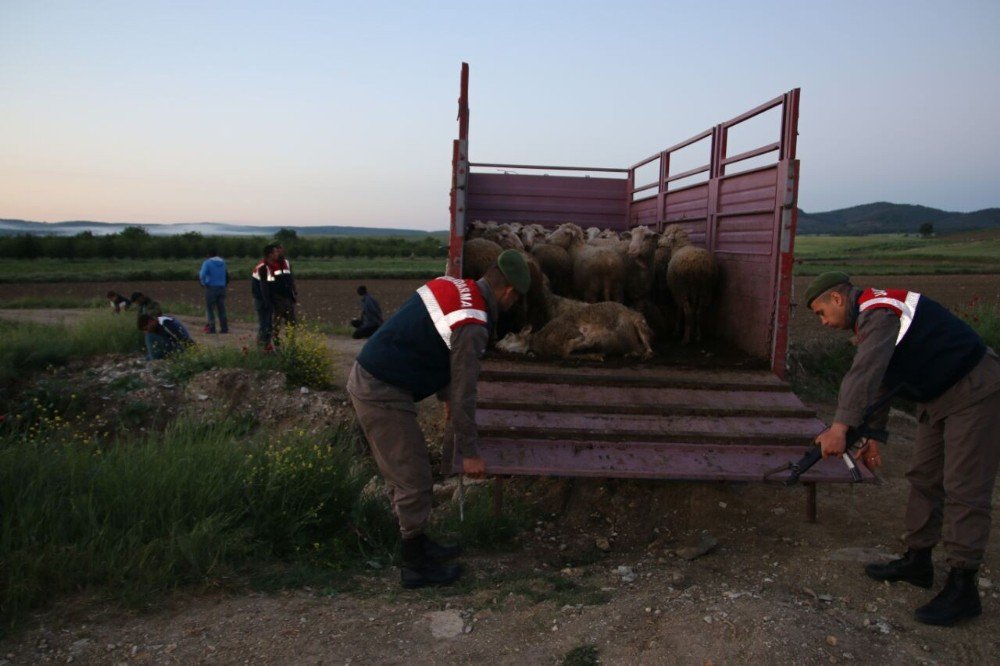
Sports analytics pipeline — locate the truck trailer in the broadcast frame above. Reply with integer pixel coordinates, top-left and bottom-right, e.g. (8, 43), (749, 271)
(443, 63), (874, 519)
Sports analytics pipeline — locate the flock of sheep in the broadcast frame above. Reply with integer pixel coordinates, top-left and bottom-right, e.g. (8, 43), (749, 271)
(461, 220), (720, 360)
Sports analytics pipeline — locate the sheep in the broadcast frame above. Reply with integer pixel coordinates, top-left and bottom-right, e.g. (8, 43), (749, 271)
(461, 238), (503, 281)
(624, 225), (658, 305)
(547, 223), (625, 303)
(518, 223), (547, 250)
(661, 224), (719, 345)
(496, 300), (655, 360)
(467, 220), (525, 250)
(530, 240), (574, 297)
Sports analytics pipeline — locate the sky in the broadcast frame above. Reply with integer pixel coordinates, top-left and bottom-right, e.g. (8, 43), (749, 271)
(1, 0), (998, 231)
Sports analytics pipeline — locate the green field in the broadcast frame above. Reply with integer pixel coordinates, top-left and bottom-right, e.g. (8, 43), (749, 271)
(1, 256), (445, 283)
(793, 231), (1000, 275)
(4, 232), (999, 282)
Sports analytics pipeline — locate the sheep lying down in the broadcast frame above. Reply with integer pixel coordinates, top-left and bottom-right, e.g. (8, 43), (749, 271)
(496, 301), (654, 361)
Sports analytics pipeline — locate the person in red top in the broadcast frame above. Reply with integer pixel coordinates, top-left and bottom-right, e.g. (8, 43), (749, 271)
(806, 271), (1000, 626)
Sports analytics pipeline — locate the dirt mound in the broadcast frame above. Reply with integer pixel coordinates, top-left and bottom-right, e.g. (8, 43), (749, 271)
(181, 368), (354, 434)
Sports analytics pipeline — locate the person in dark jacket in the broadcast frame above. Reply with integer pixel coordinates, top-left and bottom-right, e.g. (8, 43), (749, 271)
(347, 251), (530, 589)
(350, 285), (383, 339)
(806, 271), (1000, 627)
(138, 313), (194, 360)
(106, 291), (131, 314)
(251, 244), (279, 349)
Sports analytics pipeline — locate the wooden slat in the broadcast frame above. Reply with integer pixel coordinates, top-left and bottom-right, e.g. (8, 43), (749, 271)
(460, 439), (873, 484)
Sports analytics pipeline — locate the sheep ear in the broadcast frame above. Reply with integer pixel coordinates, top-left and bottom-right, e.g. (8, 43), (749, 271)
(519, 325), (532, 335)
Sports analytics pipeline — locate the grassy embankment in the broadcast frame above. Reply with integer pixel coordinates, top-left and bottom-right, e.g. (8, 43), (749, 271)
(0, 315), (528, 634)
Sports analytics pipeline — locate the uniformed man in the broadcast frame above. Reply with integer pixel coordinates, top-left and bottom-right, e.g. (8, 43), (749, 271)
(347, 250), (531, 589)
(805, 271), (1000, 626)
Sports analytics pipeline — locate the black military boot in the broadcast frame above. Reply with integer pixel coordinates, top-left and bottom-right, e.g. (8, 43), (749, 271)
(864, 548), (934, 588)
(400, 536), (462, 589)
(915, 568), (982, 626)
(420, 534), (462, 562)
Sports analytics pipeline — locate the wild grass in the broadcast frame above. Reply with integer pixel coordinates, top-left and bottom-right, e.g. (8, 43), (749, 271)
(0, 315), (143, 383)
(437, 484), (534, 549)
(956, 295), (1000, 351)
(0, 296), (212, 319)
(0, 421), (395, 632)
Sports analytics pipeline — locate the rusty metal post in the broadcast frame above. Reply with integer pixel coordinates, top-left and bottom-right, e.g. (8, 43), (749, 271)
(805, 482), (817, 523)
(492, 476), (504, 518)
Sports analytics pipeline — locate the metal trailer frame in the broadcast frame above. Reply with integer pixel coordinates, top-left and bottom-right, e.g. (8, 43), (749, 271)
(445, 63), (869, 521)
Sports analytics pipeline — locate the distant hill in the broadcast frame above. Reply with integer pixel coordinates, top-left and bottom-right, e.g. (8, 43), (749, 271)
(797, 203), (1000, 235)
(0, 219), (447, 238)
(4, 202), (999, 237)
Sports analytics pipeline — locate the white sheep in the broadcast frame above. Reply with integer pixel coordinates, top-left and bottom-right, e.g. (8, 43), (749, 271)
(547, 223), (625, 303)
(661, 224), (719, 344)
(496, 300), (654, 360)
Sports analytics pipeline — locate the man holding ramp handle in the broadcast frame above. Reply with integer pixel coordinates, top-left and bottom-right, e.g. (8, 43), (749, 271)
(805, 271), (1000, 626)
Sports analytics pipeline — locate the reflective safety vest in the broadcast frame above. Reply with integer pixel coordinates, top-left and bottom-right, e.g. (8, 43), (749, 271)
(357, 277), (491, 400)
(416, 276), (489, 350)
(857, 288), (922, 345)
(251, 259), (294, 300)
(856, 288), (985, 402)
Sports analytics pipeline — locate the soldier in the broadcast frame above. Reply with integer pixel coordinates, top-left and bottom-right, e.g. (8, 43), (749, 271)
(805, 272), (1000, 626)
(346, 251), (530, 589)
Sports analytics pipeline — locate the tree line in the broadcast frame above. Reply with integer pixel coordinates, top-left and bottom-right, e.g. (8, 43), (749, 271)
(1, 227), (447, 260)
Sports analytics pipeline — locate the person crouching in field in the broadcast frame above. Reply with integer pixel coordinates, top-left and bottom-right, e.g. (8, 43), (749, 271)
(106, 291), (131, 314)
(351, 285), (383, 339)
(347, 251), (530, 589)
(138, 313), (194, 360)
(805, 272), (1000, 627)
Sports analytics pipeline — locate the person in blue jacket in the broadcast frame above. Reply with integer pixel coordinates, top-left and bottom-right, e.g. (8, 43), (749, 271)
(199, 249), (230, 334)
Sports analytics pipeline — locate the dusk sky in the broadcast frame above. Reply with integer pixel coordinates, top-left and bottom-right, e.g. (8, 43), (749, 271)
(2, 0), (998, 231)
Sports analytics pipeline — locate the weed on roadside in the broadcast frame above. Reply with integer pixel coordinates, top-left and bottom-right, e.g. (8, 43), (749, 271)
(165, 322), (335, 390)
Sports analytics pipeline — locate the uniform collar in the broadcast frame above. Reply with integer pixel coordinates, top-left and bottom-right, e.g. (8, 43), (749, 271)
(475, 277), (499, 327)
(848, 285), (863, 329)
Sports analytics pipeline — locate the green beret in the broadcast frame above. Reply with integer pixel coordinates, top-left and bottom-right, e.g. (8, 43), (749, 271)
(497, 249), (531, 295)
(803, 271), (852, 308)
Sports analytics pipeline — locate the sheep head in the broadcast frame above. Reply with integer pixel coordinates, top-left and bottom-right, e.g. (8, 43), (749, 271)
(496, 326), (533, 354)
(547, 223), (583, 249)
(661, 224), (692, 252)
(627, 225), (658, 267)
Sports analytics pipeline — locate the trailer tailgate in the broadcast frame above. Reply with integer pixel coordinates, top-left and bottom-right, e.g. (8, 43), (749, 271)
(454, 358), (876, 484)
